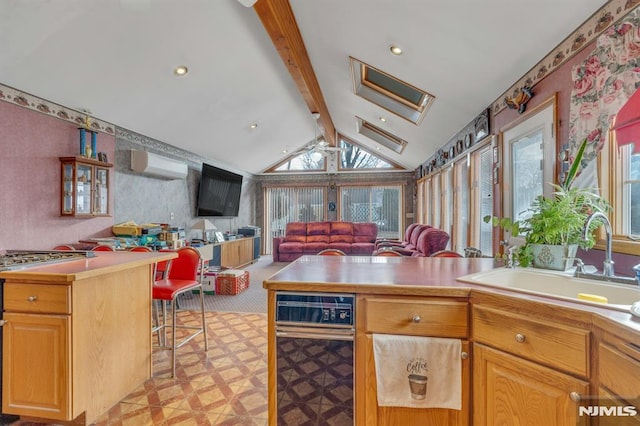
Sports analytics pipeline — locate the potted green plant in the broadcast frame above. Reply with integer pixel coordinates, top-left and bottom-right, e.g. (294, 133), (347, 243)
(485, 139), (610, 270)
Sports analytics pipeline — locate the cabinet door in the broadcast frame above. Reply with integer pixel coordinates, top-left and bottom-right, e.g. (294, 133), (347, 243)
(94, 166), (109, 215)
(239, 238), (253, 265)
(2, 313), (71, 420)
(220, 240), (239, 268)
(357, 334), (470, 426)
(473, 343), (588, 426)
(75, 163), (93, 215)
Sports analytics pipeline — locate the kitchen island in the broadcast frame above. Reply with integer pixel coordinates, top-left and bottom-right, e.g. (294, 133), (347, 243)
(0, 250), (176, 425)
(263, 255), (640, 426)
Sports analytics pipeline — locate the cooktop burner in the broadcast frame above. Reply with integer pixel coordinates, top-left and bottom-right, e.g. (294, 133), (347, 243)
(0, 250), (95, 270)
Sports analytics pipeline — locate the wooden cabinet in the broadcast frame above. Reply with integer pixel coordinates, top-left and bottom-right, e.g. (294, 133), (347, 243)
(217, 237), (258, 268)
(1, 262), (154, 424)
(596, 327), (640, 424)
(59, 156), (112, 217)
(472, 305), (590, 426)
(356, 296), (470, 426)
(2, 313), (71, 419)
(474, 343), (589, 426)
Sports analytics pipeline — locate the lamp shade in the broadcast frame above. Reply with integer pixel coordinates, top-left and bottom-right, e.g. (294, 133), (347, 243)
(612, 87), (640, 153)
(193, 219), (217, 232)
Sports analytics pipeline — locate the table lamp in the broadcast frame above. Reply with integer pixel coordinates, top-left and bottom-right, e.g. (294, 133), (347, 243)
(193, 219), (217, 242)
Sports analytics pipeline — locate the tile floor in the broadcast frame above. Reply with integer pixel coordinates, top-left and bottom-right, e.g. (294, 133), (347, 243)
(10, 311), (269, 426)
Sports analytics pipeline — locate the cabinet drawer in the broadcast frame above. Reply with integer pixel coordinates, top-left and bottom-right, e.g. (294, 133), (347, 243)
(472, 305), (589, 377)
(599, 343), (640, 401)
(363, 297), (468, 337)
(4, 284), (70, 314)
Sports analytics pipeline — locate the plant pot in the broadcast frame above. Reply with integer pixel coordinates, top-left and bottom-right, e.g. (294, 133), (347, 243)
(530, 243), (578, 271)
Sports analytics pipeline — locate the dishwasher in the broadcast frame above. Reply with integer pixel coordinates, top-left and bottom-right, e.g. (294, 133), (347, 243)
(275, 292), (355, 425)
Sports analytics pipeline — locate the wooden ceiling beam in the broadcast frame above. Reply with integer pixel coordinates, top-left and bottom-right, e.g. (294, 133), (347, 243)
(253, 0), (336, 146)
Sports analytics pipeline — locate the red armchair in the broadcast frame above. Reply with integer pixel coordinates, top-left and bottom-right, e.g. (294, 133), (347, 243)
(394, 227), (450, 257)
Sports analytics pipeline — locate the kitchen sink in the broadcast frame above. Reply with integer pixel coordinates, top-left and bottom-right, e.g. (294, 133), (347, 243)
(457, 267), (640, 312)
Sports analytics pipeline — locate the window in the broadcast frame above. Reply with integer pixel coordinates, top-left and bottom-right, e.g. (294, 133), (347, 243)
(356, 117), (408, 154)
(339, 185), (403, 240)
(270, 151), (326, 172)
(350, 57), (435, 125)
(600, 139), (640, 255)
(441, 165), (453, 245)
(470, 142), (495, 256)
(338, 135), (402, 170)
(431, 173), (441, 229)
(416, 136), (495, 257)
(453, 157), (470, 253)
(263, 186), (326, 254)
(501, 97), (556, 245)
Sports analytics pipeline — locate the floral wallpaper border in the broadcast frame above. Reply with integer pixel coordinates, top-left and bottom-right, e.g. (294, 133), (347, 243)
(0, 83), (115, 135)
(491, 0), (640, 116)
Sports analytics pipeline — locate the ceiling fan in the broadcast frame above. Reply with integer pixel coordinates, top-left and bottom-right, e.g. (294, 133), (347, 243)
(293, 113), (344, 156)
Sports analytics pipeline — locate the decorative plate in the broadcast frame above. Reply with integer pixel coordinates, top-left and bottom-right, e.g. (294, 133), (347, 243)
(464, 133), (472, 148)
(449, 145), (455, 159)
(456, 139), (463, 155)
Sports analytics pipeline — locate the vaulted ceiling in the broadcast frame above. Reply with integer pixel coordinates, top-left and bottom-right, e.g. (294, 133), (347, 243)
(0, 0), (608, 174)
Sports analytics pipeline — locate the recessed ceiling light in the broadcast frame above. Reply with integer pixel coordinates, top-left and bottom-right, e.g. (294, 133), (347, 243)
(282, 149), (288, 154)
(173, 65), (189, 76)
(379, 116), (387, 123)
(389, 45), (403, 55)
(249, 123), (258, 129)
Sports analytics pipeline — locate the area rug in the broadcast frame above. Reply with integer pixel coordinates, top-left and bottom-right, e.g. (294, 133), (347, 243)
(178, 254), (288, 314)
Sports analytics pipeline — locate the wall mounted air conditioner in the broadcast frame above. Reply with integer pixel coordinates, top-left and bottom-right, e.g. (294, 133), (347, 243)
(130, 149), (188, 180)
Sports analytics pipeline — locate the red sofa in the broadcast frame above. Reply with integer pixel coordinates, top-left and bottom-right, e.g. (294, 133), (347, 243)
(272, 221), (378, 262)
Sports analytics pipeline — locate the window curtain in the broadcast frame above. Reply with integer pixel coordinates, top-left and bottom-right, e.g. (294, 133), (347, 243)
(569, 6), (640, 189)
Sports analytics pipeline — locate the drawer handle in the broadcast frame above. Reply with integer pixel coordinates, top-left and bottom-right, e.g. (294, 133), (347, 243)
(412, 315), (421, 323)
(569, 392), (581, 402)
(461, 351), (468, 360)
(27, 296), (37, 302)
(515, 333), (526, 343)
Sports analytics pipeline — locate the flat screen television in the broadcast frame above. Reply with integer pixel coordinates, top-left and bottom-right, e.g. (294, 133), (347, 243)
(196, 163), (243, 217)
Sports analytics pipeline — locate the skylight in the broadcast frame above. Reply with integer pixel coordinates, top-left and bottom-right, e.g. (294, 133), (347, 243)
(356, 117), (407, 154)
(350, 57), (435, 125)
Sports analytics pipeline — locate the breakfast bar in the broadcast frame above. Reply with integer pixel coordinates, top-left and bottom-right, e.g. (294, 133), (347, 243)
(0, 250), (176, 425)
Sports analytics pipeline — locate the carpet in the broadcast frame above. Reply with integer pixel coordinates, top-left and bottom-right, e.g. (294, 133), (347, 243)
(177, 254), (288, 314)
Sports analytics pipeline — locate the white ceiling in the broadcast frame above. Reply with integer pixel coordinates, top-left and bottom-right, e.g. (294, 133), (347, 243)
(0, 0), (608, 175)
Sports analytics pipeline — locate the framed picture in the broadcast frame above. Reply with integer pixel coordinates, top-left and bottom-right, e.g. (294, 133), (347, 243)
(214, 231), (225, 243)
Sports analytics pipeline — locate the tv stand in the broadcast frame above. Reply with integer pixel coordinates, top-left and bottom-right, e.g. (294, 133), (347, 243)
(211, 236), (259, 269)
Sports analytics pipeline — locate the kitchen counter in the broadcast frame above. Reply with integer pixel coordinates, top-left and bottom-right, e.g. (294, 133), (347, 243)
(264, 255), (640, 425)
(0, 250), (176, 425)
(263, 255), (640, 332)
(0, 250), (176, 283)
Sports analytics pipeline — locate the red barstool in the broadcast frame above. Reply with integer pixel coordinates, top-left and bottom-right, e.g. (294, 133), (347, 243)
(430, 250), (463, 258)
(317, 248), (347, 256)
(152, 247), (208, 377)
(52, 244), (76, 251)
(130, 246), (163, 345)
(91, 245), (116, 251)
(373, 248), (404, 257)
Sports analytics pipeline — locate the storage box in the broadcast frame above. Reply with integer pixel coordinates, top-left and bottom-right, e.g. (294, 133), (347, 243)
(200, 271), (218, 295)
(216, 270), (250, 295)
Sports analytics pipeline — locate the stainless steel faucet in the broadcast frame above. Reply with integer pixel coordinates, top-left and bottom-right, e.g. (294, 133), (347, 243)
(581, 212), (614, 277)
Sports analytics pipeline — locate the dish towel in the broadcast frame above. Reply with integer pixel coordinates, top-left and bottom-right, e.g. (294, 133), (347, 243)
(372, 334), (462, 409)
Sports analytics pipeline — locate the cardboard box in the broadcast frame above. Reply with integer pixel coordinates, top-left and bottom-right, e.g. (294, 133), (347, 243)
(201, 271), (218, 294)
(216, 270), (250, 295)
